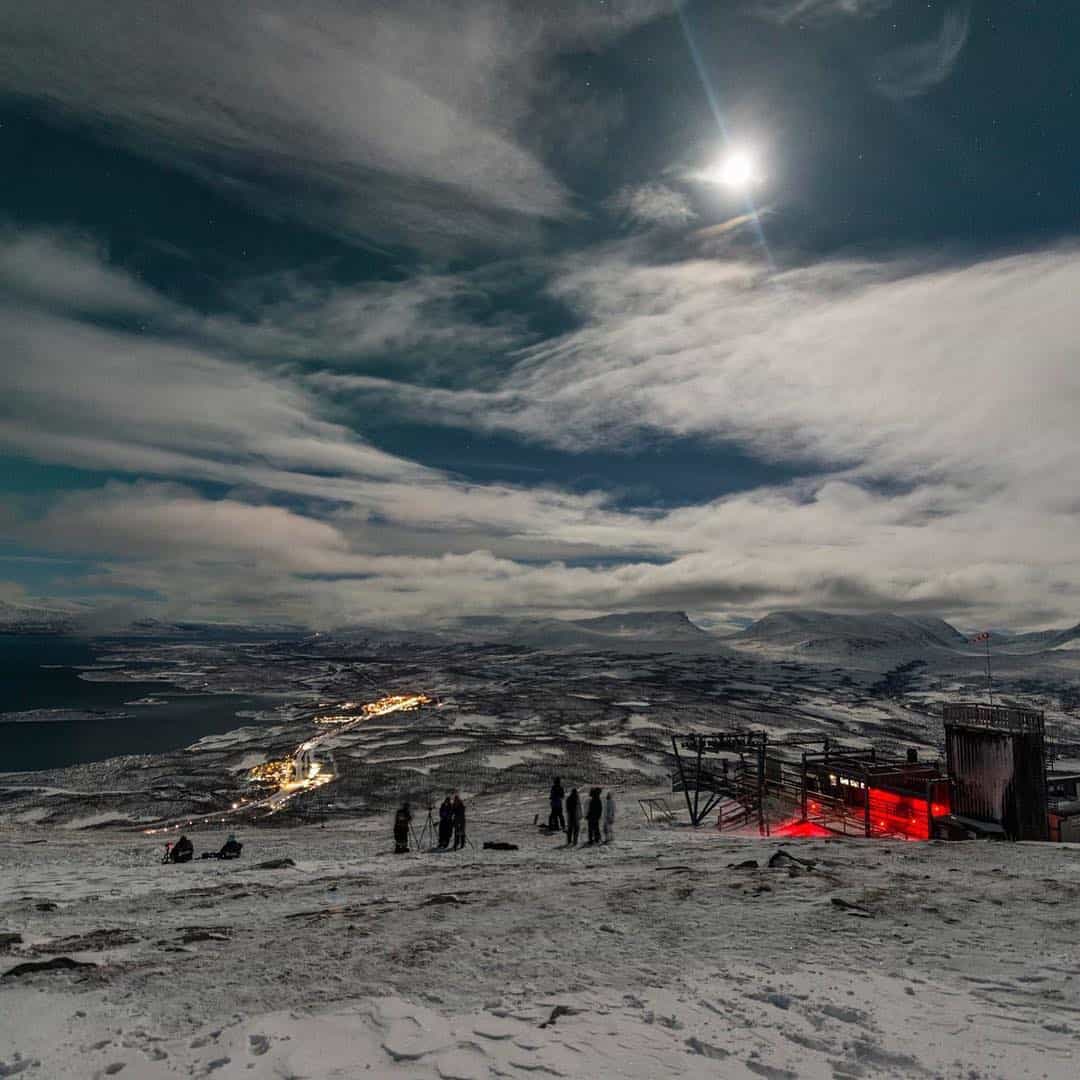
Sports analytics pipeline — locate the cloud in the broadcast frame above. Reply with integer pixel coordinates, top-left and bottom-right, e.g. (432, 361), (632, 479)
(304, 241), (1080, 628)
(2, 224), (1079, 632)
(0, 1), (675, 251)
(0, 228), (532, 377)
(204, 266), (533, 372)
(30, 483), (349, 570)
(750, 0), (894, 24)
(0, 229), (170, 317)
(606, 184), (696, 228)
(343, 244), (1080, 501)
(28, 472), (1079, 630)
(872, 4), (970, 100)
(0, 302), (430, 490)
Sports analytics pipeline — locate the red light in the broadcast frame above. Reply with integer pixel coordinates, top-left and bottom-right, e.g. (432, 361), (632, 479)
(867, 787), (932, 840)
(773, 818), (834, 838)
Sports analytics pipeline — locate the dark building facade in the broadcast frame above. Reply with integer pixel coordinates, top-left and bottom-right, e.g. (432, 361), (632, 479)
(943, 703), (1048, 841)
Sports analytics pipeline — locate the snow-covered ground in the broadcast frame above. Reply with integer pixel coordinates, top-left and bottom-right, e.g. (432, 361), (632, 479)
(3, 787), (1080, 1079)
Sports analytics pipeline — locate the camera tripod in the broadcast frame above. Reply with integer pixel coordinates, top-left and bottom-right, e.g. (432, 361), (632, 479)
(410, 803), (474, 852)
(413, 804), (438, 850)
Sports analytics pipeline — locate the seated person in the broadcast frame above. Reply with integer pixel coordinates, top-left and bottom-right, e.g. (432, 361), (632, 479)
(167, 835), (194, 863)
(218, 834), (243, 859)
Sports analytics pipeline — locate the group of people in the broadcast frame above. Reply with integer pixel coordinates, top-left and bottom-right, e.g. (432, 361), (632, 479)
(163, 833), (242, 863)
(394, 792), (467, 853)
(549, 778), (615, 846)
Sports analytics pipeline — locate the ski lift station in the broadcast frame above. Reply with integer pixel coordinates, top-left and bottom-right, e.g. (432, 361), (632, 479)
(668, 701), (1063, 842)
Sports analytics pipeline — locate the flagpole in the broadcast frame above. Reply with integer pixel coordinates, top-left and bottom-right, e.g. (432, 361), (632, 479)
(985, 636), (994, 708)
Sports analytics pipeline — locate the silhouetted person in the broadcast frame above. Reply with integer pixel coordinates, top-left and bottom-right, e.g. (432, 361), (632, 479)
(166, 835), (194, 863)
(549, 777), (565, 831)
(603, 791), (615, 844)
(451, 793), (467, 851)
(565, 788), (581, 846)
(219, 833), (243, 859)
(586, 787), (603, 845)
(438, 795), (454, 850)
(394, 802), (412, 854)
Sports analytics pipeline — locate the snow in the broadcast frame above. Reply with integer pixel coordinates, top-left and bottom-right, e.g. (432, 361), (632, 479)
(188, 726), (283, 752)
(4, 791), (1080, 1078)
(592, 751), (666, 776)
(366, 745), (469, 764)
(5, 622), (1080, 1075)
(481, 747), (566, 769)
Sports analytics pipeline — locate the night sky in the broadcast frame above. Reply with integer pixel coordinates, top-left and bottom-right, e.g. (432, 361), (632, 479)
(1, 0), (1078, 630)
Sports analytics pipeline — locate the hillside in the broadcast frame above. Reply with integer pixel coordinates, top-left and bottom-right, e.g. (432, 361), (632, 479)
(453, 611), (720, 652)
(3, 798), (1079, 1078)
(733, 610), (968, 653)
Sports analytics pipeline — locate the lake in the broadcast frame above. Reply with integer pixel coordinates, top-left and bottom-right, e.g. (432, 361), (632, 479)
(0, 635), (282, 773)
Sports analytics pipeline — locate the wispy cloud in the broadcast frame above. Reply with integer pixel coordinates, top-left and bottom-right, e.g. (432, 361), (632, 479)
(3, 225), (1079, 631)
(0, 229), (168, 317)
(872, 4), (970, 100)
(750, 0), (894, 24)
(606, 184), (696, 229)
(0, 229), (532, 376)
(348, 244), (1080, 501)
(305, 241), (1080, 627)
(0, 1), (675, 252)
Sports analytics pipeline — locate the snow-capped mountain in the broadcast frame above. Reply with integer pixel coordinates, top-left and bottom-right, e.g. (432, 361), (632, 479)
(451, 610), (719, 651)
(0, 600), (76, 634)
(731, 610), (969, 653)
(991, 622), (1080, 653)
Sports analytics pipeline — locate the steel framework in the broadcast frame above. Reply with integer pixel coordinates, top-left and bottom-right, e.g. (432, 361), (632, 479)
(670, 731), (768, 833)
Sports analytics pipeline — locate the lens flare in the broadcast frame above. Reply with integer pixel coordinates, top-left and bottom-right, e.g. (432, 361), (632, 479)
(704, 150), (758, 190)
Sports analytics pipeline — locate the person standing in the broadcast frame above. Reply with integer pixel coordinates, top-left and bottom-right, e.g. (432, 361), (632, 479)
(451, 792), (467, 851)
(603, 790), (615, 844)
(565, 787), (581, 846)
(394, 802), (412, 854)
(585, 787), (603, 846)
(549, 777), (565, 831)
(437, 794), (454, 850)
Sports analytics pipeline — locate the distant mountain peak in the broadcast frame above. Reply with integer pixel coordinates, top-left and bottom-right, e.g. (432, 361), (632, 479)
(571, 611), (707, 635)
(736, 610), (967, 652)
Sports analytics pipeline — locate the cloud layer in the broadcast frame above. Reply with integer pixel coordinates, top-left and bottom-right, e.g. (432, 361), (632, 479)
(0, 0), (1076, 636)
(3, 221), (1079, 630)
(1, 1), (675, 251)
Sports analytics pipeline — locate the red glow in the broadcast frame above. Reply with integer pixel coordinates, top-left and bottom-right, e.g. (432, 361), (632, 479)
(868, 787), (933, 840)
(773, 819), (835, 838)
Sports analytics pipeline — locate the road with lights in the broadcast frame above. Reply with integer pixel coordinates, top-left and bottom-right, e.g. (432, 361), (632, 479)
(145, 692), (432, 836)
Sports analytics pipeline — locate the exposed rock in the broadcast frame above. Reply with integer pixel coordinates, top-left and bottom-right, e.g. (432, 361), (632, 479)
(539, 1005), (582, 1029)
(252, 858), (295, 870)
(35, 929), (136, 953)
(830, 897), (874, 918)
(3, 956), (96, 978)
(178, 929), (231, 944)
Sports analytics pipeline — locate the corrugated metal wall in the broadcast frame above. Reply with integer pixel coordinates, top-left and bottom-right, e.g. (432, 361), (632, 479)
(945, 724), (1048, 841)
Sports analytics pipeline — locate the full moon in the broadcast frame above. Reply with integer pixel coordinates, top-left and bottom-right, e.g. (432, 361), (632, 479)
(705, 149), (758, 190)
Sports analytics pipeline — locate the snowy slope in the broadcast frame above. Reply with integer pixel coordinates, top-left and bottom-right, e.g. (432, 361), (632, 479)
(3, 793), (1080, 1079)
(734, 611), (968, 651)
(993, 622), (1080, 654)
(0, 600), (76, 634)
(454, 611), (722, 652)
